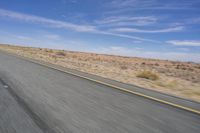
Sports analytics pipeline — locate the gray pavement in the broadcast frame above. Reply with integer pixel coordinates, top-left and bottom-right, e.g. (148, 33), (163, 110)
(0, 80), (43, 133)
(0, 51), (200, 133)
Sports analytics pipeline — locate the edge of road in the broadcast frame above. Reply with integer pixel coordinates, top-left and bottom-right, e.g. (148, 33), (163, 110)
(0, 50), (200, 115)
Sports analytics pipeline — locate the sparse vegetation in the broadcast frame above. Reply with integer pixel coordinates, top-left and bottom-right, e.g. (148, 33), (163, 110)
(155, 80), (177, 88)
(56, 51), (66, 56)
(137, 70), (159, 80)
(120, 65), (128, 70)
(0, 44), (200, 101)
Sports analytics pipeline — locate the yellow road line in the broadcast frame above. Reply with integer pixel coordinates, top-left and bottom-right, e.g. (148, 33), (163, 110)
(3, 51), (200, 115)
(30, 59), (200, 115)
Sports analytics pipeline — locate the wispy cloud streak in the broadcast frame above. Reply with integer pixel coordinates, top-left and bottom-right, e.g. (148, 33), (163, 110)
(96, 31), (159, 42)
(167, 40), (200, 46)
(0, 8), (157, 42)
(110, 26), (184, 33)
(106, 0), (200, 10)
(0, 9), (96, 32)
(95, 16), (157, 26)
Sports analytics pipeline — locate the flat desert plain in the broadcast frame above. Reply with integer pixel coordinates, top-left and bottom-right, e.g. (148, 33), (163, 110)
(0, 44), (200, 102)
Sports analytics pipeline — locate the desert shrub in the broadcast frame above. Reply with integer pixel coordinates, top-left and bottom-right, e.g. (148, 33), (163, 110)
(56, 51), (66, 56)
(72, 55), (78, 58)
(120, 65), (128, 70)
(48, 49), (53, 53)
(137, 70), (159, 80)
(175, 65), (180, 69)
(156, 80), (177, 88)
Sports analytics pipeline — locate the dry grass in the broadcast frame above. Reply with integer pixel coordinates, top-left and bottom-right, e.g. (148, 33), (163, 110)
(155, 80), (177, 88)
(0, 44), (200, 102)
(137, 70), (159, 80)
(56, 51), (66, 56)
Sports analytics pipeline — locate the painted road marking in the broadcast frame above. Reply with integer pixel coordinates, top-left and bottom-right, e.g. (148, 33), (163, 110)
(2, 50), (200, 115)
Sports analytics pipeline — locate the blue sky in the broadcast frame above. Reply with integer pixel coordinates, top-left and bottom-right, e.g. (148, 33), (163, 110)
(0, 0), (200, 62)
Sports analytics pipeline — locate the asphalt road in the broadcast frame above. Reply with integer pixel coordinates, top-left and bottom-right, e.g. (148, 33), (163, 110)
(0, 51), (200, 133)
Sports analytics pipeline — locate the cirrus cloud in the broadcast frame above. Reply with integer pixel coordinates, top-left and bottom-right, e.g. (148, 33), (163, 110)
(0, 8), (96, 32)
(110, 26), (184, 33)
(167, 40), (200, 46)
(95, 16), (157, 26)
(0, 8), (158, 42)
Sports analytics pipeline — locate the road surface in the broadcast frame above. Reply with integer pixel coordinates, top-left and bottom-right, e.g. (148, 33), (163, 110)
(0, 51), (200, 133)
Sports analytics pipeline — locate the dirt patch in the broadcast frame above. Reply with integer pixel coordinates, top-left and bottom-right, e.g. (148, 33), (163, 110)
(0, 44), (200, 102)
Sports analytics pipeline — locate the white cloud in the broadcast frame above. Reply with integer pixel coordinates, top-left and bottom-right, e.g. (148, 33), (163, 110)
(91, 46), (200, 63)
(95, 16), (157, 26)
(0, 8), (157, 42)
(103, 0), (200, 16)
(167, 40), (200, 46)
(107, 0), (153, 9)
(97, 31), (160, 42)
(0, 32), (88, 50)
(0, 8), (96, 32)
(110, 26), (184, 33)
(106, 0), (199, 10)
(1, 31), (199, 62)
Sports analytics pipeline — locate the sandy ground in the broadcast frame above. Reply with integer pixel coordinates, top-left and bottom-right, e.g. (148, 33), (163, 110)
(0, 44), (200, 102)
